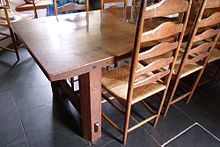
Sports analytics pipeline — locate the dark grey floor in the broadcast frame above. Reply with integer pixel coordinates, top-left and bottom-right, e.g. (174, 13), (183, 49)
(0, 48), (220, 147)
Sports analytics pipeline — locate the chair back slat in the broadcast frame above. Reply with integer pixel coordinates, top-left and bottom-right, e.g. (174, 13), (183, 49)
(204, 0), (220, 9)
(57, 3), (85, 12)
(145, 0), (188, 19)
(194, 29), (219, 42)
(136, 57), (173, 77)
(138, 42), (178, 61)
(141, 22), (183, 42)
(198, 12), (220, 28)
(189, 42), (214, 55)
(134, 70), (170, 88)
(186, 52), (210, 64)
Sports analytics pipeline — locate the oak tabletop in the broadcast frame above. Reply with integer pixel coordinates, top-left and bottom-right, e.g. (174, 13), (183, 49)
(12, 8), (136, 81)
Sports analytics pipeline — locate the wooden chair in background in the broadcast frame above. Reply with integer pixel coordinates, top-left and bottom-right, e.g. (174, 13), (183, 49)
(0, 0), (38, 61)
(188, 1), (220, 86)
(53, 0), (89, 16)
(101, 0), (192, 144)
(164, 0), (220, 116)
(100, 0), (127, 9)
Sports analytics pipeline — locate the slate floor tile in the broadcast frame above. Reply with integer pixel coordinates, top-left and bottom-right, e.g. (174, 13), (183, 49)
(0, 50), (19, 66)
(131, 103), (195, 145)
(0, 91), (26, 146)
(5, 50), (52, 111)
(4, 138), (29, 147)
(0, 66), (10, 93)
(19, 98), (90, 147)
(165, 124), (220, 147)
(197, 82), (220, 116)
(103, 127), (160, 147)
(175, 92), (220, 138)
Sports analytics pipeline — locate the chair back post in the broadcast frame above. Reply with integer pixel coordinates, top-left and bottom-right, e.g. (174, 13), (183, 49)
(126, 0), (146, 104)
(3, 3), (12, 31)
(53, 0), (58, 16)
(122, 1), (146, 143)
(32, 0), (38, 18)
(101, 0), (104, 9)
(85, 0), (89, 11)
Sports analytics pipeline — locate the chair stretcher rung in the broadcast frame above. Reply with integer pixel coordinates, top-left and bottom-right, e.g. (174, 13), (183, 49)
(0, 36), (10, 41)
(0, 32), (10, 36)
(102, 113), (123, 134)
(101, 96), (114, 104)
(102, 93), (125, 114)
(141, 100), (156, 114)
(128, 115), (157, 133)
(171, 92), (191, 104)
(0, 45), (14, 52)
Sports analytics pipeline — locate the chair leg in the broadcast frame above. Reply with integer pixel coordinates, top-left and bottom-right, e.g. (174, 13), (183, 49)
(164, 75), (181, 116)
(122, 102), (132, 144)
(70, 77), (75, 91)
(153, 89), (168, 127)
(10, 29), (20, 61)
(186, 69), (205, 103)
(15, 46), (20, 61)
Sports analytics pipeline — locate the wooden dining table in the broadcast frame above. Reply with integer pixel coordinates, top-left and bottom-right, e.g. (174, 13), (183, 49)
(12, 8), (138, 142)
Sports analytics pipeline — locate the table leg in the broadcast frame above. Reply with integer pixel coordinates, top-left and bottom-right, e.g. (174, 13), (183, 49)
(51, 81), (60, 98)
(79, 67), (102, 142)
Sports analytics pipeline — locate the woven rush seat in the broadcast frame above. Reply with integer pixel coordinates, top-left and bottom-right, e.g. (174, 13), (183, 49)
(102, 63), (166, 104)
(173, 63), (203, 78)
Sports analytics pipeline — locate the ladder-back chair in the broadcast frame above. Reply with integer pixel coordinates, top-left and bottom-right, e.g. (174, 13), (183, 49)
(164, 0), (220, 116)
(0, 0), (38, 61)
(101, 0), (192, 144)
(53, 0), (89, 16)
